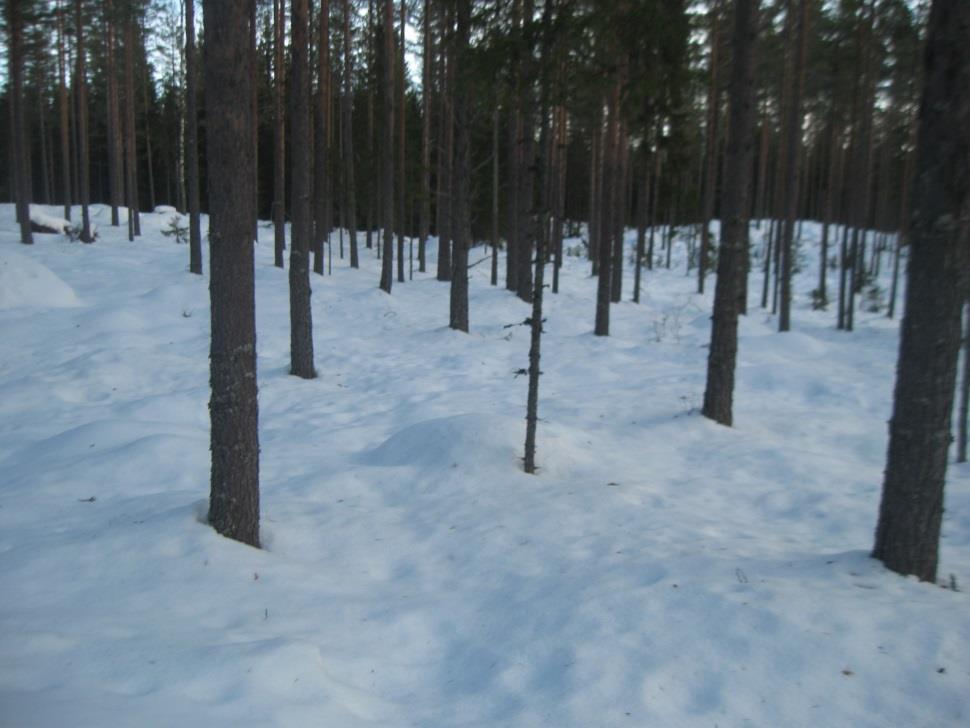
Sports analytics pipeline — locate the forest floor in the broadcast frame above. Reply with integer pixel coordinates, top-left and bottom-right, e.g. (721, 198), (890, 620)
(1, 204), (968, 727)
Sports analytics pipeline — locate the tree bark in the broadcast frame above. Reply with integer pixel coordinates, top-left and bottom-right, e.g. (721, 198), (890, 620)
(449, 0), (471, 332)
(702, 0), (759, 426)
(105, 0), (124, 227)
(186, 0), (203, 274)
(75, 0), (92, 242)
(872, 0), (970, 583)
(204, 0), (260, 548)
(343, 0), (359, 268)
(273, 0), (286, 268)
(698, 0), (722, 294)
(7, 0), (32, 245)
(289, 0), (316, 379)
(313, 0), (331, 275)
(379, 0), (395, 292)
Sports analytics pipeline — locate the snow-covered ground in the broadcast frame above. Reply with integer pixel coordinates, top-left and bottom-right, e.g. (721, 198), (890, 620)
(1, 204), (967, 727)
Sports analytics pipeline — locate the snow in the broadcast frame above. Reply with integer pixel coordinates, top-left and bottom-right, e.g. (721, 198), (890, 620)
(1, 204), (967, 727)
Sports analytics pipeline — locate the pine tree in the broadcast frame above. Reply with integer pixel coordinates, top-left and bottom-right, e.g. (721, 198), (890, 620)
(205, 0), (260, 548)
(872, 0), (970, 583)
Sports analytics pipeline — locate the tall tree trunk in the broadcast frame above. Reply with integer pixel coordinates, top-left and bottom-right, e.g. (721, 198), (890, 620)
(273, 0), (286, 268)
(75, 0), (92, 242)
(343, 0), (359, 268)
(7, 0), (32, 245)
(702, 0), (760, 426)
(594, 83), (619, 336)
(778, 0), (808, 332)
(122, 15), (140, 240)
(872, 0), (970, 583)
(204, 0), (260, 548)
(491, 103), (500, 286)
(106, 0), (123, 226)
(289, 0), (316, 379)
(313, 0), (331, 275)
(449, 0), (471, 332)
(396, 0), (406, 283)
(186, 0), (203, 274)
(57, 3), (72, 221)
(379, 0), (395, 292)
(958, 300), (970, 463)
(514, 0), (536, 304)
(699, 0), (722, 294)
(419, 0), (432, 273)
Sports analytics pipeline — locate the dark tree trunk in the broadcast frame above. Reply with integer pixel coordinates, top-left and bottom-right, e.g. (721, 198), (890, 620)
(872, 0), (970, 583)
(514, 0), (536, 304)
(397, 0), (406, 283)
(123, 14), (140, 240)
(698, 0), (722, 294)
(491, 103), (500, 286)
(778, 0), (808, 332)
(204, 0), (260, 548)
(8, 0), (32, 245)
(419, 0), (431, 273)
(958, 300), (970, 464)
(379, 0), (395, 292)
(75, 0), (92, 242)
(449, 0), (471, 332)
(437, 7), (453, 283)
(702, 0), (759, 426)
(106, 1), (123, 227)
(289, 0), (316, 379)
(186, 0), (203, 274)
(313, 0), (331, 275)
(610, 121), (627, 304)
(57, 5), (72, 221)
(273, 0), (286, 268)
(343, 0), (359, 268)
(594, 83), (619, 336)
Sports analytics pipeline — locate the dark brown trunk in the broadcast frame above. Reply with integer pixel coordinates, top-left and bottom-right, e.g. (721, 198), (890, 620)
(186, 0), (202, 274)
(449, 0), (471, 331)
(75, 0), (92, 242)
(699, 0), (722, 294)
(419, 0), (431, 273)
(872, 0), (970, 582)
(8, 0), (32, 244)
(204, 0), (260, 548)
(379, 0), (395, 292)
(702, 0), (759, 426)
(106, 1), (123, 226)
(343, 0), (359, 268)
(57, 4), (72, 220)
(289, 0), (316, 379)
(313, 0), (331, 275)
(273, 0), (286, 268)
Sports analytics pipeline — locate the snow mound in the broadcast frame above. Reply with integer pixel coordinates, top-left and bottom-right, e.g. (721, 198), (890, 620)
(29, 206), (71, 235)
(360, 413), (522, 470)
(0, 246), (80, 310)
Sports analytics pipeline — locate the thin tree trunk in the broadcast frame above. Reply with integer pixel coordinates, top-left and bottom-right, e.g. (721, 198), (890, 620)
(958, 300), (970, 463)
(702, 0), (759, 426)
(105, 1), (123, 225)
(491, 103), (500, 286)
(379, 0), (395, 292)
(314, 0), (331, 275)
(594, 83), (619, 336)
(273, 0), (286, 268)
(57, 2), (72, 221)
(8, 0), (32, 244)
(396, 0), (406, 283)
(343, 0), (359, 268)
(699, 0), (722, 294)
(419, 0), (431, 273)
(449, 0), (471, 332)
(289, 0), (316, 379)
(75, 0), (92, 242)
(186, 0), (202, 274)
(778, 0), (808, 332)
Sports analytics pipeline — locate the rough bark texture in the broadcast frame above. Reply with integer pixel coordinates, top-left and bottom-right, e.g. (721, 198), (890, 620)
(872, 0), (970, 582)
(379, 0), (395, 293)
(57, 6), (72, 221)
(205, 0), (260, 548)
(289, 0), (317, 379)
(186, 0), (203, 275)
(419, 0), (431, 273)
(313, 0), (331, 275)
(105, 1), (124, 228)
(448, 0), (470, 332)
(123, 15), (140, 240)
(702, 0), (759, 426)
(778, 0), (807, 331)
(75, 0), (92, 242)
(594, 84), (619, 336)
(8, 0), (33, 245)
(273, 0), (286, 269)
(343, 0), (359, 269)
(698, 0), (721, 295)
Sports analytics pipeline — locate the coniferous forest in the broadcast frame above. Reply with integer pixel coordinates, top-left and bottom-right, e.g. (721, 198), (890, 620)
(2, 0), (969, 724)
